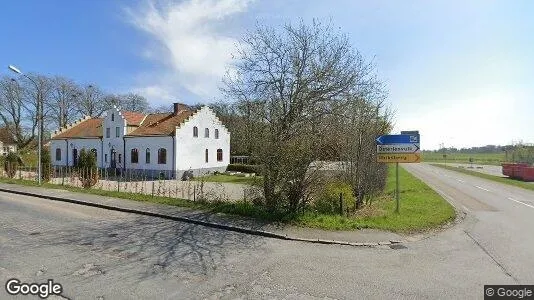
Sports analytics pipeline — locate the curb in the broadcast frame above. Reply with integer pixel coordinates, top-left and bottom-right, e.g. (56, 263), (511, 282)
(0, 186), (402, 247)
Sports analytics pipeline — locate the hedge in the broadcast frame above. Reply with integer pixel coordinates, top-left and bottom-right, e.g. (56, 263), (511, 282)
(226, 164), (261, 174)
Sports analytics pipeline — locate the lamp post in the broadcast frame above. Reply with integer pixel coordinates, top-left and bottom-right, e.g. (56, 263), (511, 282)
(9, 65), (43, 185)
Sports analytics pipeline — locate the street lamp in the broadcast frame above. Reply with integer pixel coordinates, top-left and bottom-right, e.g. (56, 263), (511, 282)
(8, 64), (43, 185)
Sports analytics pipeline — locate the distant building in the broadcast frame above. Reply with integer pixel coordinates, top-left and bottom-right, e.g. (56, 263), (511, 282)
(49, 103), (230, 179)
(0, 127), (17, 155)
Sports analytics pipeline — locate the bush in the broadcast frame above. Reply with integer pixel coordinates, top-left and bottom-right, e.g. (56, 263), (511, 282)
(77, 149), (98, 188)
(226, 164), (261, 174)
(3, 152), (22, 178)
(41, 148), (52, 182)
(313, 181), (355, 215)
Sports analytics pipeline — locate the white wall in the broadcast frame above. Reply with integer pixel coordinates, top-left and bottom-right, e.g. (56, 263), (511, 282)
(102, 107), (127, 169)
(50, 138), (102, 166)
(0, 142), (17, 155)
(175, 106), (230, 173)
(124, 136), (174, 171)
(50, 140), (67, 166)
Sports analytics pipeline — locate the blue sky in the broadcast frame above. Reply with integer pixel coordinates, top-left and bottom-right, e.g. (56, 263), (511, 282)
(1, 0), (533, 150)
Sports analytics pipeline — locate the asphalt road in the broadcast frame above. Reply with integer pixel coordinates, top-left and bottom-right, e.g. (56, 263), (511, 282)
(404, 163), (534, 284)
(1, 163), (532, 299)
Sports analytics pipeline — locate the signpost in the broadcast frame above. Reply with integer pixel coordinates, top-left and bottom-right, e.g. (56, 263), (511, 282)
(376, 131), (421, 213)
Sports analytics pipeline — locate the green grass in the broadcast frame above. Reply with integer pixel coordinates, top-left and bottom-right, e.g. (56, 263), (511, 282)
(0, 165), (455, 233)
(295, 166), (456, 232)
(0, 176), (289, 222)
(431, 163), (534, 192)
(193, 174), (262, 185)
(422, 151), (505, 165)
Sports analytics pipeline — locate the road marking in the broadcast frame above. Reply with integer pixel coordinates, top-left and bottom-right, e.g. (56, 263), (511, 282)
(475, 186), (491, 192)
(507, 197), (534, 209)
(457, 179), (465, 183)
(461, 205), (470, 212)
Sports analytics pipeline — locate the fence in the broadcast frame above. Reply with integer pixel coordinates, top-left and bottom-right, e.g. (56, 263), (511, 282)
(0, 164), (262, 204)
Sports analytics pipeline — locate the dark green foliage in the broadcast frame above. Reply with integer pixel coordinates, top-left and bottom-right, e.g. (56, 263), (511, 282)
(41, 148), (51, 182)
(77, 149), (98, 188)
(226, 164), (261, 174)
(3, 152), (22, 178)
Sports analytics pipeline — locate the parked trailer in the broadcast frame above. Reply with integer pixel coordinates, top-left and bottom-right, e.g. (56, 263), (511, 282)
(501, 163), (532, 181)
(522, 167), (534, 182)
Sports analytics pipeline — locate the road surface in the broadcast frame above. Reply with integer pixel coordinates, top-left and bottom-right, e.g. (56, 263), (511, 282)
(404, 163), (534, 284)
(1, 162), (533, 299)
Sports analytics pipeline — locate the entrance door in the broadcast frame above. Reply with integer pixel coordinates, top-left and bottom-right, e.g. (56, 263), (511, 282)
(110, 149), (116, 168)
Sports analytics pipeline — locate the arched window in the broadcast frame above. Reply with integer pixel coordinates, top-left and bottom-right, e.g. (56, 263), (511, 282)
(55, 148), (61, 161)
(158, 148), (167, 164)
(217, 149), (223, 162)
(205, 128), (209, 138)
(193, 126), (198, 137)
(215, 129), (219, 139)
(91, 148), (97, 160)
(205, 149), (209, 163)
(145, 148), (150, 164)
(131, 148), (139, 163)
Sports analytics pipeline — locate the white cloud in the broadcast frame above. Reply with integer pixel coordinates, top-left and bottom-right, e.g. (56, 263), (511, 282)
(125, 0), (253, 104)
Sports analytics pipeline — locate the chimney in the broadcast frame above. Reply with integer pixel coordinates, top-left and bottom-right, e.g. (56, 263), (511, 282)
(173, 103), (189, 115)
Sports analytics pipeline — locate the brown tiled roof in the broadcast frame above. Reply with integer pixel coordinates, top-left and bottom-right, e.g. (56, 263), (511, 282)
(0, 127), (16, 144)
(127, 110), (194, 136)
(122, 111), (145, 126)
(52, 119), (103, 139)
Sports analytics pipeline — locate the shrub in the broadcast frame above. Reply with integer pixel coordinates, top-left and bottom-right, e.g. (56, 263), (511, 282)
(3, 152), (22, 178)
(226, 164), (261, 174)
(77, 149), (98, 188)
(313, 181), (355, 215)
(41, 148), (52, 182)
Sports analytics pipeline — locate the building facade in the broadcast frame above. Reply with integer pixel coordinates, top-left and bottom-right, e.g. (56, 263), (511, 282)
(49, 103), (230, 179)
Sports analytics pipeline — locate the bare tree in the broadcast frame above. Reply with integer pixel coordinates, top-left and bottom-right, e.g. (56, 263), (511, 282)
(76, 84), (106, 117)
(20, 74), (53, 147)
(223, 20), (380, 213)
(49, 76), (81, 129)
(0, 77), (36, 148)
(117, 93), (149, 113)
(147, 103), (174, 113)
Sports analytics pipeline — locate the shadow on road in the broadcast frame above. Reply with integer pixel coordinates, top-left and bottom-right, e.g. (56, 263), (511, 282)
(35, 215), (265, 281)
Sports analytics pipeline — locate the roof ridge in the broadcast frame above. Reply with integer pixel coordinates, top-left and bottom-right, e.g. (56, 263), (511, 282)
(51, 115), (93, 138)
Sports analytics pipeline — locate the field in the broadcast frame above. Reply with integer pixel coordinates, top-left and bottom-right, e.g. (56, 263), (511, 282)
(422, 151), (505, 165)
(431, 164), (534, 192)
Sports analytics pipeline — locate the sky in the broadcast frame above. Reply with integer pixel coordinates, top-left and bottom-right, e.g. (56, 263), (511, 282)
(1, 0), (533, 150)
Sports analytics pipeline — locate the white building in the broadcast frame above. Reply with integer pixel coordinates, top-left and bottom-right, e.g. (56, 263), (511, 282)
(0, 127), (17, 156)
(49, 103), (230, 179)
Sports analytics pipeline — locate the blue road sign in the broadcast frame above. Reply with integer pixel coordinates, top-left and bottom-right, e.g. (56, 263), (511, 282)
(376, 134), (419, 145)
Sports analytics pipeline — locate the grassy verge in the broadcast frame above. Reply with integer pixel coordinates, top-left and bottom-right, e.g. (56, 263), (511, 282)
(0, 166), (455, 233)
(422, 151), (505, 166)
(431, 163), (534, 192)
(295, 166), (456, 232)
(0, 177), (289, 222)
(193, 174), (262, 185)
